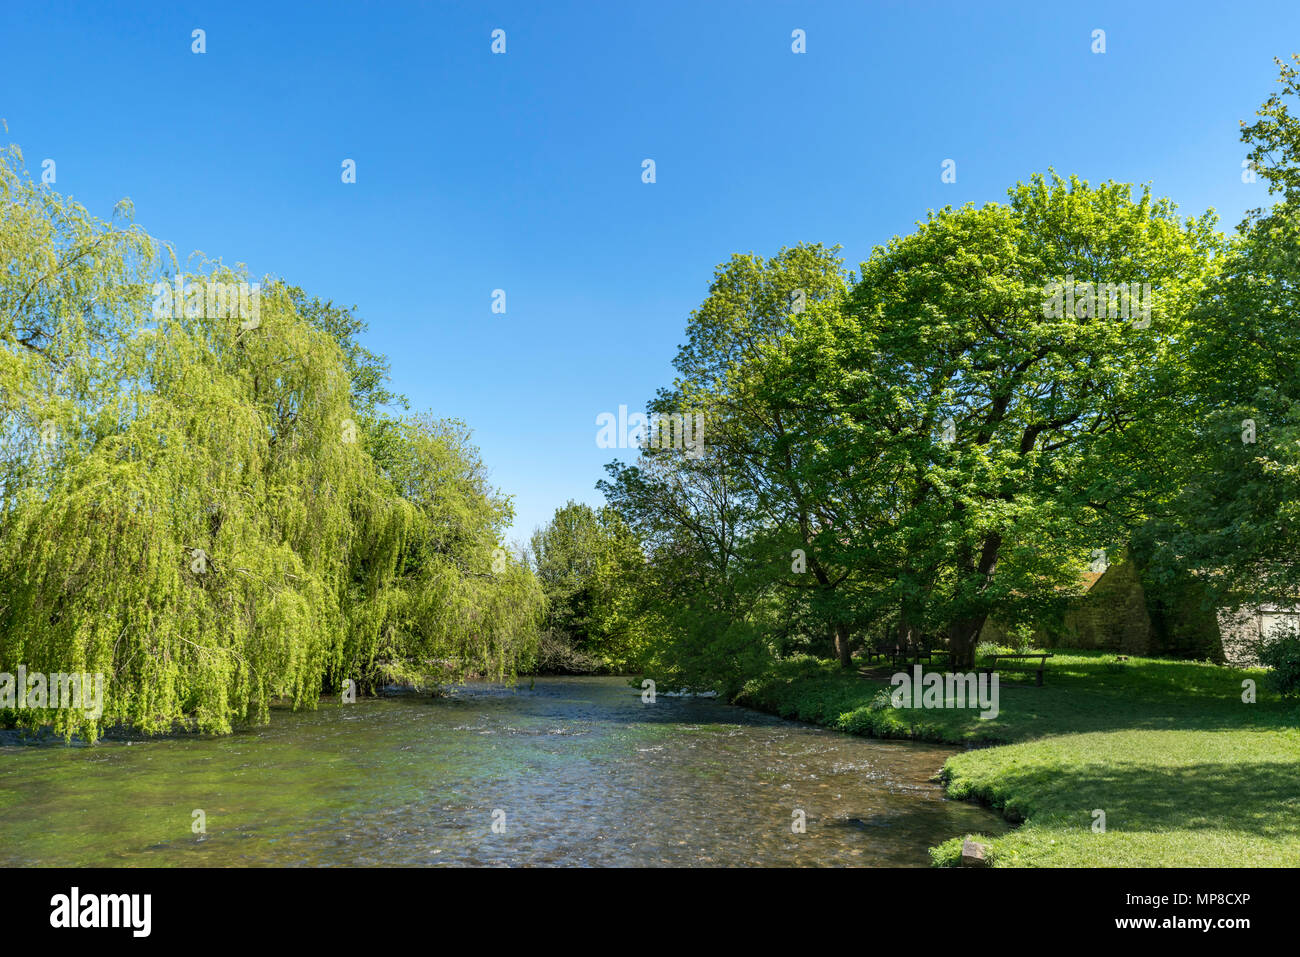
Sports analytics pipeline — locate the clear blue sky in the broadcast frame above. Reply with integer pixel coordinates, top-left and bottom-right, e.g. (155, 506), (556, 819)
(2, 1), (1295, 542)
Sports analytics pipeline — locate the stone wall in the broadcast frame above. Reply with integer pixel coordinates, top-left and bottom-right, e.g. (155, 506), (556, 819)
(1058, 557), (1154, 654)
(985, 555), (1229, 662)
(1143, 569), (1229, 662)
(1217, 605), (1300, 667)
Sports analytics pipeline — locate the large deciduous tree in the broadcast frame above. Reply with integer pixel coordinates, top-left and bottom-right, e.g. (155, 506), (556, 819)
(845, 173), (1220, 666)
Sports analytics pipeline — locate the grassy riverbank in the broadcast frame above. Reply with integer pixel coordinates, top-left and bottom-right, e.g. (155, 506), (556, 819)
(734, 651), (1300, 867)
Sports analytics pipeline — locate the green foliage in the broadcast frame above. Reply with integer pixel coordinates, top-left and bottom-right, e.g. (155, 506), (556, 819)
(846, 172), (1220, 664)
(600, 443), (775, 692)
(1240, 54), (1300, 199)
(1143, 57), (1300, 611)
(1257, 625), (1300, 698)
(0, 144), (542, 740)
(531, 501), (604, 643)
(529, 501), (651, 671)
(606, 176), (1221, 678)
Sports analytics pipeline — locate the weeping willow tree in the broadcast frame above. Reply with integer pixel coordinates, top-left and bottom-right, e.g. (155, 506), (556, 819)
(0, 143), (542, 739)
(368, 413), (544, 688)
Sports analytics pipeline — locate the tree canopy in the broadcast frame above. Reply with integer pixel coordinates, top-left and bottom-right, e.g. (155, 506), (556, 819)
(0, 144), (542, 739)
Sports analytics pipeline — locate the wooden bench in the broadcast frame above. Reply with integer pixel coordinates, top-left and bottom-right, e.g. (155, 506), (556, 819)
(981, 652), (1054, 686)
(904, 646), (949, 667)
(866, 643), (948, 667)
(865, 645), (905, 666)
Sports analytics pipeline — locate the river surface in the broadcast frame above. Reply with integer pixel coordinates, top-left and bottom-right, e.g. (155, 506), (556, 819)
(0, 676), (1005, 866)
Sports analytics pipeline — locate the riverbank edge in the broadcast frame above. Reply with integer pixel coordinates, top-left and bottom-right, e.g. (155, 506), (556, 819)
(728, 668), (1018, 867)
(727, 653), (1300, 868)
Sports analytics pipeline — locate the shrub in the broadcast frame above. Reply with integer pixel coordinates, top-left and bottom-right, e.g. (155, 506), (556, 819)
(1258, 624), (1300, 698)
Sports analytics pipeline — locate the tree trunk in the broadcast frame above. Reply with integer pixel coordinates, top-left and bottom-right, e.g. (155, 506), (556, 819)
(833, 621), (854, 669)
(898, 606), (918, 654)
(947, 617), (986, 670)
(947, 532), (1002, 669)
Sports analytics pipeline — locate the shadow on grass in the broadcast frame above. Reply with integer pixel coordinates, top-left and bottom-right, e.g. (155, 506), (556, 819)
(957, 758), (1300, 840)
(740, 653), (1299, 745)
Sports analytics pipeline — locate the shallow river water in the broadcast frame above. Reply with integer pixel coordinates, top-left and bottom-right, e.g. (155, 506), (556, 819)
(0, 676), (1006, 866)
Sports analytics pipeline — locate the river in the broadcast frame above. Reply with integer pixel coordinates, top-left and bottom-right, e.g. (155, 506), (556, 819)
(0, 675), (1005, 866)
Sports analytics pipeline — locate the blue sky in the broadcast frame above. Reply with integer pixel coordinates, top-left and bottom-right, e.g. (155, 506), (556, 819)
(2, 1), (1296, 541)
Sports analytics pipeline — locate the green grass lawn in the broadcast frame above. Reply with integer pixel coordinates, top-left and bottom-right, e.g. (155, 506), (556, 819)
(735, 650), (1300, 866)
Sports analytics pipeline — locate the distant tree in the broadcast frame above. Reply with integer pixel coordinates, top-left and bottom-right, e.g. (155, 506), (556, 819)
(531, 501), (605, 642)
(600, 451), (754, 691)
(654, 244), (888, 669)
(530, 501), (649, 671)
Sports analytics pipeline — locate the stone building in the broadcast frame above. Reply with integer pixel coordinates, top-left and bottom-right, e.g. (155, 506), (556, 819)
(1216, 604), (1300, 667)
(984, 554), (1294, 665)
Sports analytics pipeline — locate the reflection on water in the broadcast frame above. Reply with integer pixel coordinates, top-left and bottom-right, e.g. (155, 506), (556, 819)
(0, 676), (1005, 866)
